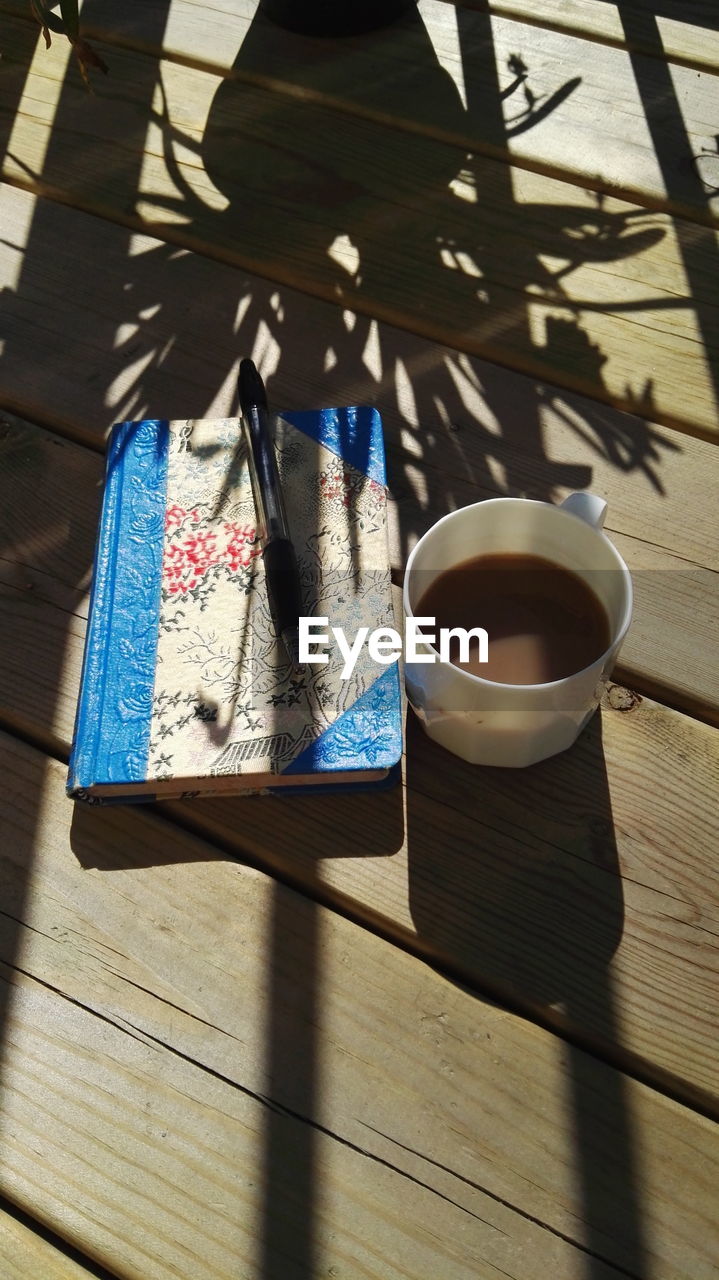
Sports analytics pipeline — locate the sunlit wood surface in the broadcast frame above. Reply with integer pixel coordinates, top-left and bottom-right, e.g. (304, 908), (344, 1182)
(3, 5), (719, 436)
(0, 2), (717, 1277)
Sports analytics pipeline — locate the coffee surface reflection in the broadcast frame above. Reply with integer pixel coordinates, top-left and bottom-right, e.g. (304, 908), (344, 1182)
(416, 553), (610, 684)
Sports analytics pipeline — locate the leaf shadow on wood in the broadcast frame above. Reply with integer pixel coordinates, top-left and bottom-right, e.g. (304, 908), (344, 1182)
(181, 2), (683, 573)
(405, 709), (652, 1279)
(193, 3), (685, 468)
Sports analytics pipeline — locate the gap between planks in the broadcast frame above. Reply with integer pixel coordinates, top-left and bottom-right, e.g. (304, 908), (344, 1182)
(3, 27), (719, 440)
(0, 727), (717, 1280)
(1, 399), (718, 722)
(1, 456), (718, 1143)
(0, 1195), (119, 1280)
(1, 647), (718, 1120)
(4, 0), (719, 77)
(3, 4), (718, 231)
(443, 0), (719, 74)
(0, 429), (717, 1117)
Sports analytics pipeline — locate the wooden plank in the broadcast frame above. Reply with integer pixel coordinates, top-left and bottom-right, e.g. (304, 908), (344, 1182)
(1, 403), (717, 729)
(5, 0), (719, 223)
(454, 0), (719, 74)
(175, 684), (719, 1112)
(1, 178), (718, 703)
(1, 729), (718, 1280)
(0, 1203), (101, 1280)
(8, 0), (719, 69)
(1, 185), (715, 565)
(5, 0), (719, 88)
(2, 25), (719, 438)
(0, 411), (718, 1109)
(1, 179), (718, 573)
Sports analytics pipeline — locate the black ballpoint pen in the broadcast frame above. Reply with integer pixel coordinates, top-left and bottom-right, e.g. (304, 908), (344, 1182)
(238, 358), (304, 668)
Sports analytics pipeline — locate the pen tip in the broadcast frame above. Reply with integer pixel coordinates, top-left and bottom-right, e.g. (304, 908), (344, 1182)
(238, 358), (267, 409)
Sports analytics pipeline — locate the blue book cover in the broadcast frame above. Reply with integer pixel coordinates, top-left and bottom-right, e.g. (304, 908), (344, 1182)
(68, 408), (403, 803)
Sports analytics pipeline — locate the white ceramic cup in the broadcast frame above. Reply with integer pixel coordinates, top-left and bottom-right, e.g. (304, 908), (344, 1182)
(402, 493), (633, 767)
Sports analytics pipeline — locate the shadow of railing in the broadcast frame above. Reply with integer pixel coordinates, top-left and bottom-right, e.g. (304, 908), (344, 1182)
(617, 2), (719, 417)
(0, 0), (175, 1270)
(602, 0), (719, 32)
(405, 709), (650, 1277)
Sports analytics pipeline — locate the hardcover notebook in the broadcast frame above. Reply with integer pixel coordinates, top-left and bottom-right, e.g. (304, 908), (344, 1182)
(68, 408), (402, 802)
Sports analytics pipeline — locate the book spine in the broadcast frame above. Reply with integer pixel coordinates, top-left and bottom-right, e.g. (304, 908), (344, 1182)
(67, 423), (128, 793)
(68, 420), (169, 795)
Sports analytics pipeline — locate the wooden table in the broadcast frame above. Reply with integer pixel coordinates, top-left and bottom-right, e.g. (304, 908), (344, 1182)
(0, 2), (718, 1276)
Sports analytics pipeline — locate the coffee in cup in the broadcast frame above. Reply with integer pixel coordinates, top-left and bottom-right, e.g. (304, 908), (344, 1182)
(403, 493), (632, 767)
(415, 552), (611, 685)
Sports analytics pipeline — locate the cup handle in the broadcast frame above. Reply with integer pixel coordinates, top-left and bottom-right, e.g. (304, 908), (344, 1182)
(560, 492), (607, 529)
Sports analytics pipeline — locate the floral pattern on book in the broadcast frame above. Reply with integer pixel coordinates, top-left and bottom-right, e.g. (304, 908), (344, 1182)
(146, 415), (396, 783)
(319, 457), (385, 531)
(163, 503), (262, 606)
